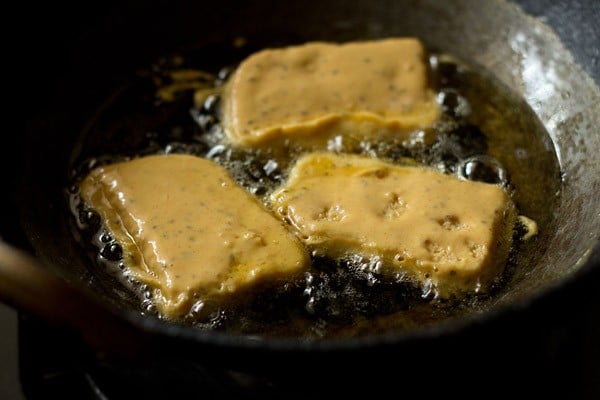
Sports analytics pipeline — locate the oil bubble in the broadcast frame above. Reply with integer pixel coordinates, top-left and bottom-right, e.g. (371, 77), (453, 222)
(100, 242), (123, 261)
(459, 155), (508, 185)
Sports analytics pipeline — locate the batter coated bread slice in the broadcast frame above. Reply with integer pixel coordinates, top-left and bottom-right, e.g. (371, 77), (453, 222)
(222, 38), (440, 150)
(269, 152), (517, 297)
(80, 154), (309, 317)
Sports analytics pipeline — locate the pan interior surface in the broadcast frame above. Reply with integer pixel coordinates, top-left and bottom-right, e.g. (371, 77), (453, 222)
(15, 0), (600, 346)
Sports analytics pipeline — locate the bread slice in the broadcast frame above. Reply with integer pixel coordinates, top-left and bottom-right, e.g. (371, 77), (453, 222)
(80, 154), (309, 317)
(269, 152), (516, 297)
(222, 38), (440, 150)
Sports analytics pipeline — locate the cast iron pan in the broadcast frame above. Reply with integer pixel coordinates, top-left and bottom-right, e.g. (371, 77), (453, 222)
(3, 0), (600, 397)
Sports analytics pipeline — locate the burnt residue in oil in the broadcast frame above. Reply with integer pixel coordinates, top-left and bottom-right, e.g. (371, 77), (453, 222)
(66, 38), (561, 339)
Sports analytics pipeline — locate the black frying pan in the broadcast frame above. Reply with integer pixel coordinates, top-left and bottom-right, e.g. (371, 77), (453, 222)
(3, 0), (599, 397)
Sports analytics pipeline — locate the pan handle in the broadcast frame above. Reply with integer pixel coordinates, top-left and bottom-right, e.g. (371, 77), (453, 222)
(0, 241), (148, 356)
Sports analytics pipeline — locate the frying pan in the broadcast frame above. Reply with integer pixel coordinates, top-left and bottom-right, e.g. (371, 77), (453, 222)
(3, 0), (599, 397)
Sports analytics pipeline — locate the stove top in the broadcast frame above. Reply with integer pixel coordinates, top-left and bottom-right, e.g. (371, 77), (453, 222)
(16, 316), (103, 400)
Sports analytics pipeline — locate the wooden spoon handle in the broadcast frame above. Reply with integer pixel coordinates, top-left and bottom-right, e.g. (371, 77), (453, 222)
(0, 242), (147, 356)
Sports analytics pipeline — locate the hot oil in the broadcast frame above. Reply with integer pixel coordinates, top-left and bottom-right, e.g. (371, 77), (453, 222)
(67, 39), (561, 339)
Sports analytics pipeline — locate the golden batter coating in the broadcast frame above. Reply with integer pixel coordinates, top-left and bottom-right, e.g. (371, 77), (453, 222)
(269, 152), (517, 297)
(80, 154), (309, 317)
(222, 38), (440, 149)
